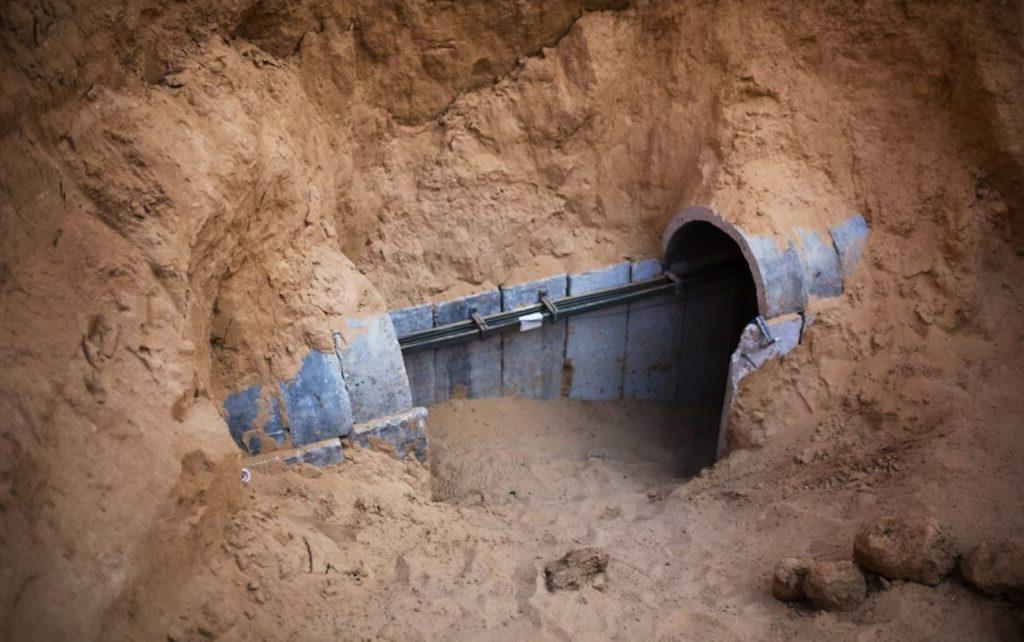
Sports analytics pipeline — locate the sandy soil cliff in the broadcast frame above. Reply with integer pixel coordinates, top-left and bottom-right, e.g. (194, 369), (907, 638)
(1, 1), (1022, 640)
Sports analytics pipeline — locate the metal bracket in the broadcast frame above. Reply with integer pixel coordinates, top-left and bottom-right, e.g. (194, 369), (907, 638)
(754, 314), (778, 345)
(540, 295), (559, 321)
(470, 311), (489, 339)
(664, 270), (684, 295)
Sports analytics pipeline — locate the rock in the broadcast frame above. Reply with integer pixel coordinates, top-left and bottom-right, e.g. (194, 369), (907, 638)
(853, 515), (955, 585)
(961, 537), (1024, 597)
(771, 557), (811, 601)
(803, 561), (867, 611)
(544, 547), (609, 591)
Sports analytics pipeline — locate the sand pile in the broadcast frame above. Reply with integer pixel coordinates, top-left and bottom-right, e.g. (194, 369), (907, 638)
(1, 0), (1022, 639)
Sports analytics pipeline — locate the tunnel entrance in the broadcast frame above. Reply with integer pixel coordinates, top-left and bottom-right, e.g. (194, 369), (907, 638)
(388, 218), (761, 478)
(664, 221), (759, 463)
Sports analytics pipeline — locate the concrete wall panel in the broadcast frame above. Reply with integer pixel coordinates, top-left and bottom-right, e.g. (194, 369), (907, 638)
(624, 260), (684, 401)
(796, 228), (843, 298)
(434, 290), (503, 400)
(389, 303), (436, 407)
(334, 313), (413, 423)
(501, 274), (567, 399)
(279, 350), (354, 447)
(830, 214), (869, 279)
(566, 263), (630, 400)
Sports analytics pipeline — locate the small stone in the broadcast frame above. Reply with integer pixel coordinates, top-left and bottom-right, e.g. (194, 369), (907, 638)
(803, 561), (867, 612)
(235, 553), (251, 571)
(544, 548), (609, 591)
(961, 537), (1024, 597)
(772, 557), (811, 601)
(853, 515), (955, 586)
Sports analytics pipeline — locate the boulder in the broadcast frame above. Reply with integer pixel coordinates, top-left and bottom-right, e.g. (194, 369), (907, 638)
(853, 515), (955, 585)
(803, 561), (867, 611)
(961, 538), (1024, 597)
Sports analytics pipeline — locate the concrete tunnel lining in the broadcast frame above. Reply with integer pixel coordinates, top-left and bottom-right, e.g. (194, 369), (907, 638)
(663, 205), (773, 318)
(224, 206), (868, 468)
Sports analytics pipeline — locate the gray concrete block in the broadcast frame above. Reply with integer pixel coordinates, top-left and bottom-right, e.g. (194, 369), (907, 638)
(501, 275), (568, 399)
(830, 214), (869, 279)
(403, 353), (435, 407)
(262, 394), (287, 446)
(334, 313), (413, 423)
(566, 263), (630, 400)
(389, 303), (433, 336)
(434, 290), (502, 401)
(625, 261), (684, 401)
(223, 384), (262, 451)
(796, 228), (843, 298)
(352, 407), (429, 461)
(630, 258), (663, 282)
(279, 350), (354, 447)
(743, 234), (807, 317)
(389, 303), (436, 407)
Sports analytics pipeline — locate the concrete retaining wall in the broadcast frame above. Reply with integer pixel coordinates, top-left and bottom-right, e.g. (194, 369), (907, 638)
(390, 259), (688, 406)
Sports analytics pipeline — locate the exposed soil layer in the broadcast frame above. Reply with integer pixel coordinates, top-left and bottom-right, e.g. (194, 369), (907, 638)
(1, 0), (1023, 640)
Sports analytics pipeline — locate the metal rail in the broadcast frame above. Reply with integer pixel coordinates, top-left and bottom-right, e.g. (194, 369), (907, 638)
(398, 261), (748, 354)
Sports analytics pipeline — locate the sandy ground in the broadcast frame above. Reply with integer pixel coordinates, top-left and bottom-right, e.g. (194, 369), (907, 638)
(94, 394), (1023, 640)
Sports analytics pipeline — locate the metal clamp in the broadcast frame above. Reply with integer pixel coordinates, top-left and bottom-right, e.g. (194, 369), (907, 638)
(540, 295), (559, 321)
(664, 270), (684, 295)
(470, 311), (489, 338)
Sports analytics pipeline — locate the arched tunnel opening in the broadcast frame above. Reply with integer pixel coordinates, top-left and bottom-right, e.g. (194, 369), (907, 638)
(663, 220), (759, 464)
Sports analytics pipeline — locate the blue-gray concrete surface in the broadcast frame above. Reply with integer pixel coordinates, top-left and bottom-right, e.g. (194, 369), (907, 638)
(830, 214), (869, 279)
(743, 235), (807, 317)
(434, 290), (502, 401)
(224, 384), (262, 451)
(389, 303), (436, 407)
(223, 386), (289, 454)
(334, 313), (413, 423)
(566, 263), (630, 400)
(279, 350), (354, 446)
(501, 274), (567, 399)
(796, 228), (843, 298)
(352, 407), (429, 461)
(624, 260), (684, 401)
